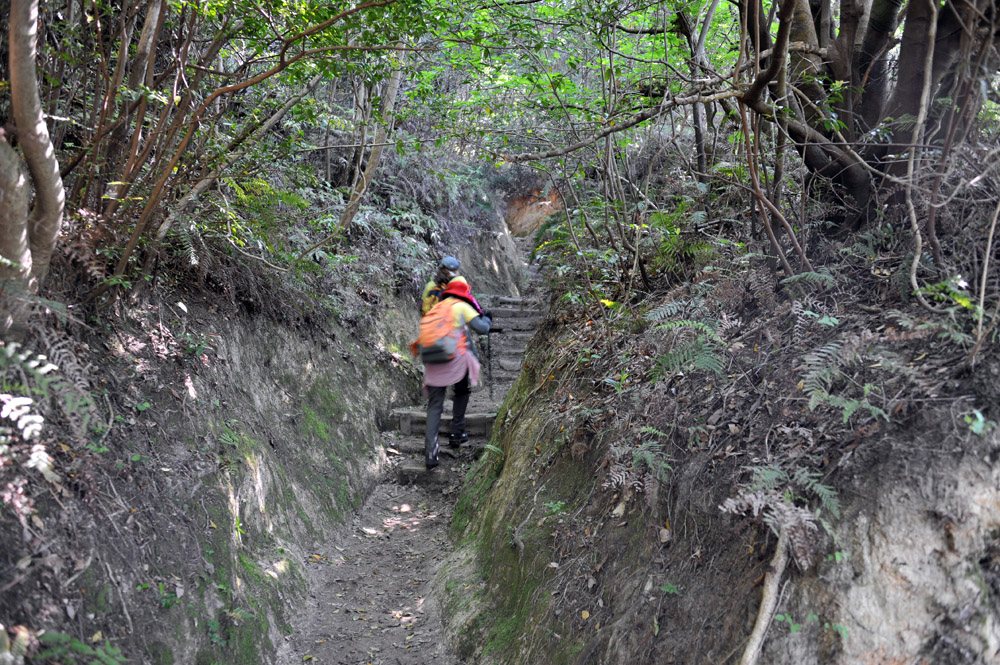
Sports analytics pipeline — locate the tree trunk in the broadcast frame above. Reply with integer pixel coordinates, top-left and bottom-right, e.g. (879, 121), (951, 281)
(856, 0), (904, 131)
(884, 0), (965, 149)
(0, 138), (32, 334)
(9, 0), (65, 288)
(340, 64), (403, 230)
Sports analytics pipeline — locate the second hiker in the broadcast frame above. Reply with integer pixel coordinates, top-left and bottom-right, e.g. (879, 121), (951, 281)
(414, 276), (491, 469)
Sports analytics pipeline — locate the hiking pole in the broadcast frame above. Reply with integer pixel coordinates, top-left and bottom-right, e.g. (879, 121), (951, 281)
(485, 327), (504, 400)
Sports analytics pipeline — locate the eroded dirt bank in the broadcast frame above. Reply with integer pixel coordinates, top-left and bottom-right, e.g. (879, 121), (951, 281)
(0, 215), (524, 664)
(441, 269), (1000, 665)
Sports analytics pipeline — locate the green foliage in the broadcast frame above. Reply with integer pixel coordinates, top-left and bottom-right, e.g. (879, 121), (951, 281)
(721, 463), (841, 569)
(887, 309), (975, 348)
(644, 300), (688, 322)
(542, 500), (566, 515)
(35, 632), (127, 665)
(483, 443), (505, 464)
(964, 409), (995, 435)
(748, 465), (841, 520)
(917, 275), (976, 311)
(780, 268), (839, 290)
(603, 439), (672, 493)
(0, 341), (98, 519)
(800, 337), (889, 424)
(660, 582), (683, 596)
(645, 199), (717, 280)
(650, 320), (725, 379)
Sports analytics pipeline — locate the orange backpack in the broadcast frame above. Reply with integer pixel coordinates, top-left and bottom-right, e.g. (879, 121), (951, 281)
(412, 299), (467, 364)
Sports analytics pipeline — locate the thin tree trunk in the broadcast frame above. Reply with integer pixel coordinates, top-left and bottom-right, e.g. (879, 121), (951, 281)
(10, 0), (66, 288)
(154, 73), (325, 242)
(340, 64), (403, 230)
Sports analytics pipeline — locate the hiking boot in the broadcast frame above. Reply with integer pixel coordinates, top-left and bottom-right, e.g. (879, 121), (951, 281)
(426, 435), (440, 469)
(449, 432), (468, 448)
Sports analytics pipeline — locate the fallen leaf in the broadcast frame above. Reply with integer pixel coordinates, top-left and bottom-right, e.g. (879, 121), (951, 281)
(658, 528), (672, 544)
(548, 562), (560, 569)
(611, 501), (626, 519)
(303, 655), (315, 661)
(587, 576), (597, 590)
(91, 631), (103, 643)
(581, 610), (590, 620)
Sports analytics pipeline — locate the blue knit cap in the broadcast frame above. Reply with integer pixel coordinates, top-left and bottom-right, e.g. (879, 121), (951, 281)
(439, 256), (460, 271)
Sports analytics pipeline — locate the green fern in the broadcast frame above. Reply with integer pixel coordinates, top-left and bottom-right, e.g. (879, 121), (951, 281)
(633, 441), (672, 483)
(639, 425), (674, 438)
(800, 335), (892, 423)
(652, 335), (724, 378)
(749, 465), (787, 493)
(649, 319), (726, 379)
(656, 319), (723, 343)
(748, 464), (840, 524)
(790, 467), (841, 519)
(644, 300), (689, 322)
(780, 268), (838, 289)
(0, 344), (58, 445)
(801, 340), (845, 410)
(0, 341), (97, 450)
(172, 221), (201, 266)
(35, 632), (127, 665)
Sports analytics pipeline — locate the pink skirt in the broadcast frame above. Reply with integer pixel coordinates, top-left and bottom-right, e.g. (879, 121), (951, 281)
(423, 352), (481, 389)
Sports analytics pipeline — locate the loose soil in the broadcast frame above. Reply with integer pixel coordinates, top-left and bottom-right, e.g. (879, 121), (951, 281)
(281, 478), (463, 665)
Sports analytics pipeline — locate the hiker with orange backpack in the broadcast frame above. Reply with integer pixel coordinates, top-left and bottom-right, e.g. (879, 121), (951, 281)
(411, 276), (491, 469)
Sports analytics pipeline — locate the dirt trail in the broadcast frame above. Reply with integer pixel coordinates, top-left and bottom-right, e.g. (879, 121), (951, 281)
(281, 481), (462, 665)
(280, 241), (542, 664)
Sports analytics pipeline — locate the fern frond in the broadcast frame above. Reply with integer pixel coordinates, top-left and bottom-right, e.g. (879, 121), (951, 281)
(749, 465), (787, 492)
(645, 300), (689, 322)
(656, 319), (723, 343)
(780, 268), (838, 289)
(790, 468), (841, 519)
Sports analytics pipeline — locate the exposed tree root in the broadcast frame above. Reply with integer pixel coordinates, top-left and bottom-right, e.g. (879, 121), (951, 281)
(738, 528), (789, 665)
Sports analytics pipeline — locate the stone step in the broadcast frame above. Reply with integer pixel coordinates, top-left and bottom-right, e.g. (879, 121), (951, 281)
(498, 357), (523, 372)
(490, 317), (539, 332)
(395, 459), (457, 486)
(493, 296), (542, 306)
(494, 331), (535, 344)
(386, 435), (488, 457)
(391, 407), (496, 436)
(489, 306), (545, 319)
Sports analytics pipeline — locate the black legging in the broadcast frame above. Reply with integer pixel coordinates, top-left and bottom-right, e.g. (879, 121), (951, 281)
(424, 372), (470, 464)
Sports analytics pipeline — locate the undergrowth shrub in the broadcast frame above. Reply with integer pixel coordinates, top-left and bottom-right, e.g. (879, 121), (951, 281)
(720, 464), (841, 570)
(0, 340), (98, 528)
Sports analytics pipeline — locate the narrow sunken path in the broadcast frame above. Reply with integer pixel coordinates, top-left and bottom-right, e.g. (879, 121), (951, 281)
(281, 243), (543, 665)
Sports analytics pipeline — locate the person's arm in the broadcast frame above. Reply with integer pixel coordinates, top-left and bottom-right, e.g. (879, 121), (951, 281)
(457, 302), (491, 334)
(468, 311), (491, 335)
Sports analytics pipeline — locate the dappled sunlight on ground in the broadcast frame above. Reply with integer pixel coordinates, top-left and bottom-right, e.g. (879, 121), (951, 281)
(362, 503), (442, 534)
(245, 451), (273, 534)
(265, 558), (290, 580)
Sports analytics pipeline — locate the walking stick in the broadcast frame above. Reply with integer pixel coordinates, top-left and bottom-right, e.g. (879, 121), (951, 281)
(488, 330), (493, 400)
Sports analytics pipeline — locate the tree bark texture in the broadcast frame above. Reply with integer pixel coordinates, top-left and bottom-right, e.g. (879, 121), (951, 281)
(8, 0), (65, 288)
(340, 64), (403, 230)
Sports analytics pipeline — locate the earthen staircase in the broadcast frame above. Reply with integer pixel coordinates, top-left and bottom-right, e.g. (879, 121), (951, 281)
(385, 294), (544, 485)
